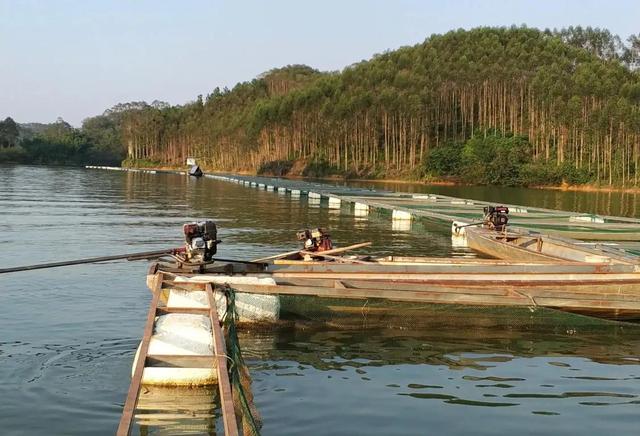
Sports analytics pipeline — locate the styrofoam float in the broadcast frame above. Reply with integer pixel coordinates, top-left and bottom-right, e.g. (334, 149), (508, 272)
(134, 275), (279, 386)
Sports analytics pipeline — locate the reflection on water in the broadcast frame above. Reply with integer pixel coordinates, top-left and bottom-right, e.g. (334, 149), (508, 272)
(243, 308), (640, 435)
(1, 165), (640, 435)
(135, 386), (218, 435)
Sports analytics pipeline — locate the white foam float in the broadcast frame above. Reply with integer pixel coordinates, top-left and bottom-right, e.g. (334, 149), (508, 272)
(412, 195), (436, 201)
(328, 197), (341, 209)
(451, 220), (470, 237)
(451, 234), (469, 248)
(354, 202), (369, 216)
(134, 313), (216, 386)
(392, 210), (412, 221)
(134, 276), (279, 386)
(570, 215), (605, 223)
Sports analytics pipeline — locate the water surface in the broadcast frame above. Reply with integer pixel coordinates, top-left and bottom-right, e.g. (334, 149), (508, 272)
(1, 165), (639, 435)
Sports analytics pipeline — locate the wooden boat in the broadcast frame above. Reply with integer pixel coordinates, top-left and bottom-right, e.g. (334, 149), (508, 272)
(159, 253), (640, 322)
(462, 225), (639, 265)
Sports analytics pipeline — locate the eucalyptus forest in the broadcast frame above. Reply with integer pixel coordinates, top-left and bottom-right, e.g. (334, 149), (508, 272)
(5, 26), (640, 186)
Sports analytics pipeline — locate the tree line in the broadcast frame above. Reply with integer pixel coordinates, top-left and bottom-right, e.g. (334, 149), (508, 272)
(4, 26), (640, 186)
(0, 115), (124, 165)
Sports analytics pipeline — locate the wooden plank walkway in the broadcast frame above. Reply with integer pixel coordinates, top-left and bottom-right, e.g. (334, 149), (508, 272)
(117, 274), (239, 436)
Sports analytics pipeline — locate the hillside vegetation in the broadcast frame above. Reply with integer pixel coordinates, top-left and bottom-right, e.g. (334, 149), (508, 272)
(5, 26), (640, 186)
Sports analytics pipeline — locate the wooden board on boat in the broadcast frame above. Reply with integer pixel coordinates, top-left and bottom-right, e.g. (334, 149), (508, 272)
(464, 226), (639, 265)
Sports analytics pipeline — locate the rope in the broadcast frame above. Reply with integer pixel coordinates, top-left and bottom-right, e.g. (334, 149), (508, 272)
(221, 285), (262, 436)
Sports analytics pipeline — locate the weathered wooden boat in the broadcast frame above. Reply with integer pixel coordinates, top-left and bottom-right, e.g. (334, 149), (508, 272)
(158, 253), (640, 322)
(458, 223), (639, 265)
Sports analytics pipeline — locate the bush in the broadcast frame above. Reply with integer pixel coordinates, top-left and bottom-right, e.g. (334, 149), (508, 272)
(423, 142), (464, 177)
(461, 133), (532, 186)
(0, 146), (27, 163)
(302, 159), (340, 178)
(257, 160), (294, 176)
(121, 158), (164, 168)
(519, 162), (563, 186)
(558, 162), (594, 185)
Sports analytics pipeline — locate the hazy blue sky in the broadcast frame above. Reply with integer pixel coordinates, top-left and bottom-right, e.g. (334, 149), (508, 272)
(1, 0), (638, 126)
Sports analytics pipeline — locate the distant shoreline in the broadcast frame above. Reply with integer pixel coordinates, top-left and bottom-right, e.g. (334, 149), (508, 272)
(119, 163), (640, 194)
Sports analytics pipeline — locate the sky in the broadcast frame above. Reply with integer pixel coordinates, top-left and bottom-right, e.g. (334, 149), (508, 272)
(1, 0), (638, 126)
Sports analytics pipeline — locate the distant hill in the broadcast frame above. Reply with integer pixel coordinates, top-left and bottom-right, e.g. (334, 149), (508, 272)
(112, 26), (640, 185)
(6, 26), (640, 186)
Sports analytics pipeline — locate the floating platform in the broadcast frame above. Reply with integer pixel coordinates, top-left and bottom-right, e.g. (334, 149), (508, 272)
(202, 172), (640, 242)
(85, 165), (640, 243)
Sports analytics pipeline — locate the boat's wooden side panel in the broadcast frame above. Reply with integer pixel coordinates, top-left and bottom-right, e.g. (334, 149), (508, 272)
(465, 229), (560, 263)
(227, 283), (640, 320)
(464, 227), (638, 265)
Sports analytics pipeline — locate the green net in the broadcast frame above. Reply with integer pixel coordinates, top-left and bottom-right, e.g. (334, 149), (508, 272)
(221, 285), (262, 436)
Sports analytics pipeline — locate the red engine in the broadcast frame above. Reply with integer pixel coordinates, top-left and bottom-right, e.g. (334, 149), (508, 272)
(296, 228), (333, 252)
(183, 220), (220, 262)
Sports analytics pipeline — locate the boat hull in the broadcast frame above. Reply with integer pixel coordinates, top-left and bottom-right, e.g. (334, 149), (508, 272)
(464, 227), (637, 265)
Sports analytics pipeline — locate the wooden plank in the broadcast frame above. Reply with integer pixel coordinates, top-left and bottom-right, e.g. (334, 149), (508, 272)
(252, 249), (302, 263)
(275, 277), (640, 297)
(161, 280), (207, 291)
(228, 283), (640, 313)
(269, 271), (640, 284)
(156, 307), (209, 315)
(535, 296), (640, 310)
(206, 284), (239, 436)
(300, 242), (372, 257)
(117, 272), (163, 436)
(267, 262), (638, 274)
(300, 252), (371, 264)
(146, 354), (216, 368)
(230, 283), (532, 306)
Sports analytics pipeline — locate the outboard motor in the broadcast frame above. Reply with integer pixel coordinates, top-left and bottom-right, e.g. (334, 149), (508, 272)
(296, 228), (333, 252)
(483, 206), (509, 231)
(183, 220), (220, 262)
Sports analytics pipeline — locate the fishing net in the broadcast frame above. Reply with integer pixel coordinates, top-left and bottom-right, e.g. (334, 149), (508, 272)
(221, 285), (262, 436)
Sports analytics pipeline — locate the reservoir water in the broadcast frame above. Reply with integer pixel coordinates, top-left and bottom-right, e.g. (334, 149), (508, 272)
(1, 165), (639, 435)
